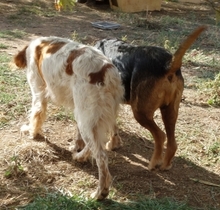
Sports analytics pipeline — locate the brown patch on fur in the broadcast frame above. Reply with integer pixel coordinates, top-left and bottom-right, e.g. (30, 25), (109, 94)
(14, 46), (28, 68)
(89, 63), (114, 85)
(46, 42), (66, 54)
(169, 26), (207, 74)
(35, 41), (51, 83)
(66, 48), (86, 75)
(35, 41), (67, 82)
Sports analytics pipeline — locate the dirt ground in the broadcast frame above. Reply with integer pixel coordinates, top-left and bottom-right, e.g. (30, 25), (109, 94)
(0, 0), (220, 209)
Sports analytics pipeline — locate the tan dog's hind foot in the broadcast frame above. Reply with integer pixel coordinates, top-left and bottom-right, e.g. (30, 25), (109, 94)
(160, 162), (173, 171)
(148, 155), (173, 171)
(148, 156), (163, 171)
(159, 154), (175, 170)
(91, 187), (109, 200)
(106, 134), (123, 151)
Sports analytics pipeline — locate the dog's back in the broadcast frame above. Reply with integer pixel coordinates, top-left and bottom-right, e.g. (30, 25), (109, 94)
(95, 39), (177, 103)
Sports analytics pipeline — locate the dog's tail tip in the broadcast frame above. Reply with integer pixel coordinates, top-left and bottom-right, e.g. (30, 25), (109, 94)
(14, 46), (28, 69)
(169, 25), (207, 74)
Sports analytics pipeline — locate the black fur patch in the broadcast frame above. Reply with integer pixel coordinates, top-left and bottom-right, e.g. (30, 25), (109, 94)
(95, 39), (178, 102)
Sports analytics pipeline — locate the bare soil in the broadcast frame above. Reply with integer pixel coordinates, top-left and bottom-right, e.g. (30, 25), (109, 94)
(0, 0), (219, 209)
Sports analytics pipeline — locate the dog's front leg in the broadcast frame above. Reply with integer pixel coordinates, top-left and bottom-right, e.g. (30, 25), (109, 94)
(21, 94), (47, 139)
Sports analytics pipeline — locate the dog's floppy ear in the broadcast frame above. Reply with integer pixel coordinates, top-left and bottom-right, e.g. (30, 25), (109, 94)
(169, 26), (207, 74)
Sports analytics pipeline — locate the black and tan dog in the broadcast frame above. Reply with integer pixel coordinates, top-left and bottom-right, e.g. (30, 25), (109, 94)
(94, 26), (206, 171)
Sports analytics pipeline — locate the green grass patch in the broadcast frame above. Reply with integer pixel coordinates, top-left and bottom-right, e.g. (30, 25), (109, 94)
(197, 72), (220, 106)
(8, 1), (58, 21)
(0, 29), (27, 39)
(0, 53), (29, 127)
(18, 192), (196, 210)
(0, 43), (8, 49)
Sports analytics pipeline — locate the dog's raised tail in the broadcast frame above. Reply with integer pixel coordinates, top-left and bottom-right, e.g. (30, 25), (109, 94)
(14, 46), (28, 69)
(169, 26), (207, 74)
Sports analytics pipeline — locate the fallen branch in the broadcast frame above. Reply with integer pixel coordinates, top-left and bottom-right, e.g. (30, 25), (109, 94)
(190, 178), (220, 188)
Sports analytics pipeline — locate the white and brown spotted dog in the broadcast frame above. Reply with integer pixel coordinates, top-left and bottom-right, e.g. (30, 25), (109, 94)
(14, 37), (124, 200)
(94, 26), (206, 171)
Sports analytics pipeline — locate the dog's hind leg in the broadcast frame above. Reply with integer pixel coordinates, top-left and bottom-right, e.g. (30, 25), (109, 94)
(132, 109), (166, 170)
(72, 143), (91, 162)
(75, 126), (112, 200)
(90, 148), (112, 200)
(160, 96), (181, 170)
(106, 124), (123, 151)
(70, 126), (85, 152)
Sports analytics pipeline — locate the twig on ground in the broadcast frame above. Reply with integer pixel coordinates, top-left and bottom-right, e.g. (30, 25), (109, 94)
(190, 178), (220, 188)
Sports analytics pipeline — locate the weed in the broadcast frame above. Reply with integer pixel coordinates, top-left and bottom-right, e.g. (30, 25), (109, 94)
(198, 72), (220, 106)
(0, 43), (8, 49)
(0, 29), (27, 39)
(4, 156), (25, 178)
(209, 142), (220, 158)
(71, 30), (80, 42)
(207, 73), (220, 106)
(0, 53), (29, 128)
(57, 0), (76, 11)
(121, 35), (128, 42)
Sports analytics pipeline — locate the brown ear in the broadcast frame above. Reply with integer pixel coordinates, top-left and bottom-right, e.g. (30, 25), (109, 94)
(14, 46), (28, 68)
(169, 26), (207, 74)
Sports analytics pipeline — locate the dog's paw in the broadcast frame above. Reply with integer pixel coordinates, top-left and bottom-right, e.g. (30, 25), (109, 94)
(71, 139), (85, 152)
(148, 158), (163, 171)
(90, 188), (109, 200)
(106, 134), (123, 151)
(160, 163), (172, 171)
(72, 151), (89, 162)
(20, 124), (30, 133)
(20, 125), (43, 139)
(20, 124), (33, 139)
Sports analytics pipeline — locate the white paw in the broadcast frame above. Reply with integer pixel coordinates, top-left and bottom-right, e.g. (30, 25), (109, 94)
(20, 124), (33, 138)
(20, 124), (30, 133)
(90, 188), (109, 200)
(90, 190), (98, 200)
(105, 141), (113, 151)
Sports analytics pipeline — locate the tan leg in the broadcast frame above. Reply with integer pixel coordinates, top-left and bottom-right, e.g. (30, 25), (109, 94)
(160, 103), (179, 170)
(133, 110), (166, 170)
(106, 125), (123, 151)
